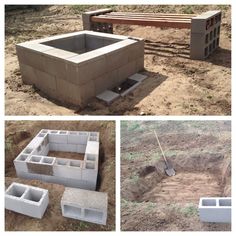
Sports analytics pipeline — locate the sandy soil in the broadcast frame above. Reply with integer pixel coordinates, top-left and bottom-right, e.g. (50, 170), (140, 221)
(5, 121), (115, 231)
(5, 5), (231, 115)
(120, 121), (231, 231)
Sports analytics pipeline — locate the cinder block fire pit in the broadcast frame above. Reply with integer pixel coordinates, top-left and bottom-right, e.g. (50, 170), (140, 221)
(16, 31), (144, 107)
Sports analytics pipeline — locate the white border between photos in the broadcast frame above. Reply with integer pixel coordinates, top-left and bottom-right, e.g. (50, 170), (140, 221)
(1, 0), (234, 235)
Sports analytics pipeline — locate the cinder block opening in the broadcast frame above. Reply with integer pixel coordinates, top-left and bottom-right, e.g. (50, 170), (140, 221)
(41, 33), (122, 54)
(6, 185), (26, 198)
(86, 162), (95, 169)
(17, 154), (28, 161)
(41, 130), (48, 134)
(30, 155), (42, 163)
(89, 136), (98, 141)
(217, 26), (220, 35)
(219, 199), (231, 207)
(24, 148), (33, 154)
(38, 133), (46, 137)
(69, 131), (77, 135)
(205, 34), (209, 44)
(64, 205), (82, 217)
(70, 160), (81, 167)
(37, 145), (42, 152)
(56, 159), (68, 165)
(59, 131), (67, 134)
(202, 199), (216, 206)
(86, 154), (96, 161)
(24, 188), (43, 202)
(84, 209), (103, 222)
(50, 130), (58, 134)
(42, 157), (54, 164)
(204, 47), (208, 57)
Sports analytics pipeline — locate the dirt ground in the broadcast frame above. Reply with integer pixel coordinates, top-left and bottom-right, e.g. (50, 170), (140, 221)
(5, 5), (231, 115)
(5, 121), (115, 231)
(120, 121), (231, 231)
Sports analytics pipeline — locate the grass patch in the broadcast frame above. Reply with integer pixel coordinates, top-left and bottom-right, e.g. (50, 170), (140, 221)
(122, 152), (140, 161)
(181, 203), (198, 217)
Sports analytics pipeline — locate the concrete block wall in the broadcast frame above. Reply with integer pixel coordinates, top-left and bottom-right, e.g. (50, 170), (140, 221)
(82, 8), (113, 33)
(199, 197), (231, 223)
(14, 129), (99, 191)
(190, 10), (221, 59)
(61, 187), (108, 225)
(17, 31), (144, 107)
(5, 182), (49, 219)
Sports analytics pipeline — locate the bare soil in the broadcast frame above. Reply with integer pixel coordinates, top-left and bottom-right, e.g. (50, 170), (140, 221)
(5, 5), (231, 115)
(5, 121), (115, 231)
(48, 151), (84, 160)
(121, 121), (231, 231)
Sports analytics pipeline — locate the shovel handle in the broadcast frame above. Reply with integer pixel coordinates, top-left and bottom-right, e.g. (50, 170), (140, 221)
(154, 130), (168, 165)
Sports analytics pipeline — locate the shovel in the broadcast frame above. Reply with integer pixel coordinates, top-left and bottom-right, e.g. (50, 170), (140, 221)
(154, 130), (176, 177)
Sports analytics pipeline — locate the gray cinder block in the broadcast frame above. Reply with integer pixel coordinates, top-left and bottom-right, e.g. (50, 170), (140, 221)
(190, 11), (222, 60)
(14, 129), (100, 191)
(199, 197), (231, 223)
(16, 31), (144, 107)
(61, 188), (108, 225)
(5, 182), (49, 219)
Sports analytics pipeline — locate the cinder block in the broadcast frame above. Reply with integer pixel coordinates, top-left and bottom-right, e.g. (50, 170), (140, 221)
(61, 188), (108, 225)
(48, 131), (68, 143)
(14, 153), (31, 173)
(5, 182), (49, 219)
(199, 197), (231, 223)
(82, 161), (98, 184)
(117, 60), (137, 84)
(19, 63), (37, 85)
(85, 141), (99, 155)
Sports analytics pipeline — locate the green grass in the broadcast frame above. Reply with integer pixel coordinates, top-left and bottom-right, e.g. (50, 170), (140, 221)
(122, 152), (140, 161)
(182, 6), (194, 14)
(181, 203), (198, 217)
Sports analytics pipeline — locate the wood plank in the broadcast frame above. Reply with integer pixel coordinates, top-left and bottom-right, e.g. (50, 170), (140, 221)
(91, 16), (191, 29)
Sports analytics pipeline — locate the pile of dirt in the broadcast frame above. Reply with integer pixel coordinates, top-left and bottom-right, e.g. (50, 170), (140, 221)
(5, 121), (115, 231)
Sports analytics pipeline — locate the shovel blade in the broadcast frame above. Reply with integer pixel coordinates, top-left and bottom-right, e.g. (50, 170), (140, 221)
(165, 167), (176, 176)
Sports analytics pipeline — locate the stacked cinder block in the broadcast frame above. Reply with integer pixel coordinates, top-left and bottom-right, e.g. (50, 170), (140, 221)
(16, 31), (144, 107)
(61, 187), (108, 225)
(14, 129), (99, 190)
(190, 10), (221, 59)
(198, 197), (231, 223)
(82, 8), (113, 33)
(5, 182), (49, 219)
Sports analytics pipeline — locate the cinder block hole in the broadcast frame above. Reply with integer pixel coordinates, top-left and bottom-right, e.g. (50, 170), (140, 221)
(79, 132), (88, 136)
(217, 26), (220, 35)
(90, 132), (97, 137)
(87, 154), (96, 161)
(64, 205), (82, 217)
(37, 145), (42, 152)
(70, 160), (81, 167)
(42, 157), (54, 164)
(24, 148), (33, 154)
(69, 131), (77, 135)
(84, 209), (103, 222)
(43, 137), (49, 146)
(41, 130), (48, 134)
(214, 28), (217, 38)
(57, 159), (68, 165)
(50, 131), (58, 134)
(205, 34), (209, 44)
(219, 13), (222, 21)
(24, 188), (43, 202)
(86, 162), (95, 169)
(6, 185), (26, 198)
(216, 38), (219, 46)
(210, 31), (213, 40)
(213, 40), (216, 49)
(30, 155), (42, 162)
(204, 47), (208, 57)
(219, 199), (231, 207)
(38, 133), (45, 137)
(202, 199), (216, 206)
(215, 15), (218, 23)
(59, 131), (67, 134)
(209, 44), (212, 53)
(210, 17), (214, 26)
(18, 154), (28, 161)
(89, 136), (98, 141)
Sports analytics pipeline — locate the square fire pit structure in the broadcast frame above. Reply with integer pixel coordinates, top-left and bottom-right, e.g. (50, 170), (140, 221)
(13, 129), (99, 190)
(16, 31), (144, 107)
